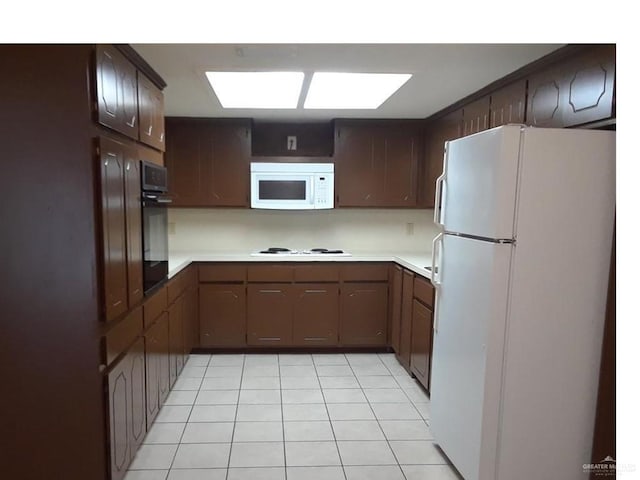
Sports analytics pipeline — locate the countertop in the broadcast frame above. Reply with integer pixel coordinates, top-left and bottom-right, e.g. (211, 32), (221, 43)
(168, 251), (433, 280)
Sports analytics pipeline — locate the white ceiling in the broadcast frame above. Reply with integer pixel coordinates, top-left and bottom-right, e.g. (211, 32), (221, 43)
(132, 44), (564, 121)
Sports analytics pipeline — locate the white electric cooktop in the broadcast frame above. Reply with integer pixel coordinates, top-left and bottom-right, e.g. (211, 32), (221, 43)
(250, 247), (352, 257)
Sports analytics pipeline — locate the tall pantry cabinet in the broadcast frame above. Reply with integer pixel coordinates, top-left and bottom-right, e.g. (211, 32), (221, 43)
(1, 44), (169, 480)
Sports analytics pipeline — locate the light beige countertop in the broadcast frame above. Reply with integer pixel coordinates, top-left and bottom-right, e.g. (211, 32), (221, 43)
(168, 251), (433, 280)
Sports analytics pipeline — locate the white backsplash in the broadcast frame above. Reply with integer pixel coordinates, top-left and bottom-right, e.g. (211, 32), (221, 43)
(168, 208), (439, 254)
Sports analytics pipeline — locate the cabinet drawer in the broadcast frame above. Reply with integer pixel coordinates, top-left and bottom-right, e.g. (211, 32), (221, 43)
(340, 263), (389, 282)
(294, 264), (340, 282)
(199, 264), (247, 283)
(248, 264), (294, 282)
(143, 286), (167, 328)
(413, 275), (434, 307)
(104, 306), (143, 366)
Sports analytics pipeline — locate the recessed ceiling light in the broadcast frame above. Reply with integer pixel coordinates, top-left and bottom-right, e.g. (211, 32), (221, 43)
(304, 72), (412, 109)
(206, 71), (304, 109)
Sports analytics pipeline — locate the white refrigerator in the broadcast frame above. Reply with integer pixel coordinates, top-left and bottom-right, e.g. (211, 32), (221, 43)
(429, 125), (615, 480)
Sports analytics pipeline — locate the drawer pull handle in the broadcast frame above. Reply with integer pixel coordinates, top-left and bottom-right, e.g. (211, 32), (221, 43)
(259, 289), (282, 294)
(258, 337), (281, 341)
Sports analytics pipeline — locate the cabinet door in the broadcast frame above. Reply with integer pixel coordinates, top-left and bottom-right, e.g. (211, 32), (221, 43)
(527, 45), (615, 127)
(399, 270), (414, 368)
(200, 284), (247, 347)
(420, 110), (463, 208)
(339, 283), (388, 346)
(144, 314), (164, 426)
(383, 127), (420, 206)
(390, 265), (403, 354)
(107, 349), (131, 480)
(124, 151), (143, 307)
(183, 284), (199, 358)
(156, 313), (171, 405)
(168, 295), (184, 387)
(201, 122), (251, 206)
(99, 137), (128, 322)
(165, 119), (250, 207)
(410, 299), (433, 391)
(462, 96), (491, 136)
(107, 337), (146, 480)
(247, 284), (293, 345)
(137, 73), (165, 151)
(96, 45), (139, 139)
(335, 123), (382, 206)
(490, 80), (526, 128)
(292, 284), (339, 346)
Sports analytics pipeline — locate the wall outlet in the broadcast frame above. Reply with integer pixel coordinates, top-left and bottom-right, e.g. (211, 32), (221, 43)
(406, 222), (414, 235)
(287, 136), (297, 150)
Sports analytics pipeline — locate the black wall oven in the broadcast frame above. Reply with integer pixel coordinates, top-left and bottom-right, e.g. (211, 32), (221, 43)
(141, 161), (171, 294)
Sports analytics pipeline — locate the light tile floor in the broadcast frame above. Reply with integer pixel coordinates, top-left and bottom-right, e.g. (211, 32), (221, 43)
(126, 353), (461, 480)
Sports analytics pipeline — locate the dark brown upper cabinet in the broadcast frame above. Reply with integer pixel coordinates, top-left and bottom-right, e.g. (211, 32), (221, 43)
(137, 72), (165, 151)
(490, 80), (527, 128)
(334, 120), (422, 207)
(252, 121), (334, 157)
(96, 45), (139, 140)
(462, 95), (490, 136)
(165, 118), (252, 207)
(527, 45), (615, 128)
(419, 110), (463, 208)
(124, 156), (143, 307)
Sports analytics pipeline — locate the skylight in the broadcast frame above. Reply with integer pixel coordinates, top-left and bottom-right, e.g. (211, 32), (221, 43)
(206, 71), (304, 109)
(304, 72), (412, 109)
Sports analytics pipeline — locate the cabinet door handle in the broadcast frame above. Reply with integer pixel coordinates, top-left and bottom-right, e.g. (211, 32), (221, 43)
(258, 337), (281, 341)
(304, 289), (327, 293)
(259, 289), (282, 294)
(304, 337), (327, 341)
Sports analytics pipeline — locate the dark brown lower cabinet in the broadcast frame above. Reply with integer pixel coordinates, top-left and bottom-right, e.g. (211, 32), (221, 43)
(184, 284), (199, 357)
(107, 337), (146, 480)
(200, 284), (247, 347)
(145, 312), (169, 425)
(292, 284), (339, 345)
(390, 265), (403, 354)
(410, 299), (433, 391)
(168, 295), (185, 387)
(247, 284), (294, 345)
(340, 283), (388, 346)
(399, 270), (414, 368)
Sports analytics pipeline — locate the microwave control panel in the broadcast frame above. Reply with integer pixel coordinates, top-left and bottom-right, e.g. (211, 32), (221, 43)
(314, 173), (334, 209)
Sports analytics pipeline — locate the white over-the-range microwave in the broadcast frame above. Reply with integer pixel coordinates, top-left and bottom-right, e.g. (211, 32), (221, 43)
(250, 162), (334, 210)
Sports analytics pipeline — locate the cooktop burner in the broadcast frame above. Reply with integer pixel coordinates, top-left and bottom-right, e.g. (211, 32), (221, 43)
(251, 247), (351, 257)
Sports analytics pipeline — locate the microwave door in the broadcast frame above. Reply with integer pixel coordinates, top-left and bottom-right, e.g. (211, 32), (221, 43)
(252, 174), (314, 209)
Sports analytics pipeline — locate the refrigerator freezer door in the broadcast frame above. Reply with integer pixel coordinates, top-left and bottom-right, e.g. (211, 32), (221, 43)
(430, 234), (513, 480)
(442, 125), (522, 240)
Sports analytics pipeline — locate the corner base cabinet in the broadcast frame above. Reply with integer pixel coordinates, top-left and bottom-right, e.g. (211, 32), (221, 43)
(340, 283), (388, 346)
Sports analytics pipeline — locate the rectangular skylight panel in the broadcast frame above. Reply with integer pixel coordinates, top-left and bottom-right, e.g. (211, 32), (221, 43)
(304, 72), (412, 109)
(206, 71), (304, 109)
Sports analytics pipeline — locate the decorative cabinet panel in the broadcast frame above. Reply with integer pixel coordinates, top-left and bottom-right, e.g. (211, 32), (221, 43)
(200, 284), (247, 347)
(168, 295), (185, 388)
(124, 155), (143, 307)
(462, 95), (490, 136)
(335, 121), (422, 207)
(107, 337), (146, 480)
(247, 284), (294, 345)
(96, 45), (139, 140)
(292, 284), (339, 346)
(527, 45), (615, 128)
(165, 118), (252, 207)
(137, 72), (165, 151)
(144, 312), (169, 425)
(490, 80), (527, 128)
(420, 109), (463, 208)
(339, 283), (388, 346)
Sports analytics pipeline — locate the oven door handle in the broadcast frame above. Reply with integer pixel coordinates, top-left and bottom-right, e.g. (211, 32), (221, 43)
(143, 193), (172, 204)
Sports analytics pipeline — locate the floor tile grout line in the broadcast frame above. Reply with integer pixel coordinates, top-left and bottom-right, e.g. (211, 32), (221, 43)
(225, 354), (245, 480)
(315, 353), (349, 480)
(349, 355), (410, 480)
(278, 354), (287, 480)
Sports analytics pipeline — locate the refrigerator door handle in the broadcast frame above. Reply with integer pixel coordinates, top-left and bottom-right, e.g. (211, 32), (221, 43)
(431, 232), (444, 287)
(433, 144), (449, 227)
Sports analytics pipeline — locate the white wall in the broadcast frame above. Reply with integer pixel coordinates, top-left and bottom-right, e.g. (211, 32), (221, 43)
(168, 208), (439, 254)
